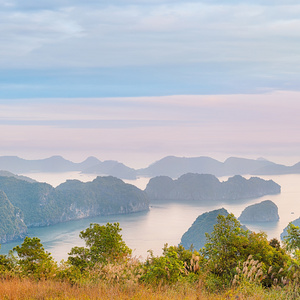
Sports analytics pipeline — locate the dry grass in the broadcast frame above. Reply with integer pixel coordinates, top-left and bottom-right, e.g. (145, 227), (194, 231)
(0, 277), (293, 300)
(0, 278), (200, 300)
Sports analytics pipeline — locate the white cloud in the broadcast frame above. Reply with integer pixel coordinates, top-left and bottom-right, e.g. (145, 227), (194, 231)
(1, 1), (300, 69)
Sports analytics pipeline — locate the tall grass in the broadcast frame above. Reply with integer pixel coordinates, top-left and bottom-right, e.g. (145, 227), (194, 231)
(0, 276), (298, 299)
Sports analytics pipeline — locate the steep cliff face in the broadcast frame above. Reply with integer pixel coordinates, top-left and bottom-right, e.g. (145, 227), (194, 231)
(0, 176), (149, 241)
(238, 200), (279, 222)
(0, 190), (27, 243)
(145, 173), (281, 203)
(0, 176), (59, 227)
(55, 176), (149, 221)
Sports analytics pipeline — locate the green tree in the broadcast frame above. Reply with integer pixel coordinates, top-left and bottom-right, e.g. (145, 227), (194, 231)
(202, 214), (291, 287)
(202, 213), (250, 280)
(283, 223), (300, 254)
(13, 236), (56, 278)
(68, 222), (132, 270)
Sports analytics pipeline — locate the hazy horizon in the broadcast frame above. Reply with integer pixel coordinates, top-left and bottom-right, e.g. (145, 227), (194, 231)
(0, 149), (300, 171)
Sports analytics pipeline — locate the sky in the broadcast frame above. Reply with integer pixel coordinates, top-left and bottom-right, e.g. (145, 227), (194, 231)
(1, 0), (300, 168)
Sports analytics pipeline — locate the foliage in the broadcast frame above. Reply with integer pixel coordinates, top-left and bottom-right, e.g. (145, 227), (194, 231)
(202, 213), (250, 282)
(13, 237), (57, 278)
(0, 253), (13, 274)
(202, 213), (291, 287)
(68, 222), (132, 270)
(141, 248), (185, 285)
(140, 244), (202, 285)
(283, 223), (300, 254)
(181, 208), (229, 250)
(1, 219), (300, 299)
(163, 244), (203, 275)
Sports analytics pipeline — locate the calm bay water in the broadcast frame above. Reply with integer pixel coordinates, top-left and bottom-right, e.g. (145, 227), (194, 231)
(0, 172), (299, 261)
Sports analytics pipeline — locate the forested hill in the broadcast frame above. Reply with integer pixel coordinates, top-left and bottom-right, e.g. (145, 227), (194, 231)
(0, 176), (149, 243)
(145, 174), (280, 203)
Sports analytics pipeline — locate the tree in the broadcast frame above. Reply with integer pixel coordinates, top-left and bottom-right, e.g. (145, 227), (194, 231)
(68, 222), (132, 269)
(13, 236), (56, 278)
(202, 214), (291, 287)
(283, 223), (300, 254)
(202, 213), (250, 278)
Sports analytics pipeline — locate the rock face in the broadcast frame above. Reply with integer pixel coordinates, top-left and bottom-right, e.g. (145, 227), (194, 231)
(145, 173), (281, 203)
(0, 175), (149, 242)
(180, 208), (229, 250)
(55, 176), (149, 221)
(238, 200), (279, 222)
(0, 191), (27, 243)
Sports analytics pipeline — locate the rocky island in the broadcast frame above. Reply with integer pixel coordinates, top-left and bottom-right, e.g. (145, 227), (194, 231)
(238, 200), (279, 222)
(180, 208), (229, 250)
(0, 175), (149, 243)
(145, 173), (281, 203)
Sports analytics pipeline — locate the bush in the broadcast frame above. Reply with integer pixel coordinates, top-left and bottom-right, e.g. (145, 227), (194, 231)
(140, 244), (202, 285)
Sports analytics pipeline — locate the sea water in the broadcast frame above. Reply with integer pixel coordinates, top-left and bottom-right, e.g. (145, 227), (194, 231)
(0, 172), (299, 261)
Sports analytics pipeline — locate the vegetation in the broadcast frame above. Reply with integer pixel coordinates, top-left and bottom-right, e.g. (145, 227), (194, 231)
(180, 208), (229, 249)
(68, 222), (132, 269)
(1, 219), (300, 299)
(0, 176), (149, 239)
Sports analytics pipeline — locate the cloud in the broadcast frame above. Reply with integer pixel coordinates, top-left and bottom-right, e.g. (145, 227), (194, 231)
(0, 0), (299, 98)
(1, 1), (300, 69)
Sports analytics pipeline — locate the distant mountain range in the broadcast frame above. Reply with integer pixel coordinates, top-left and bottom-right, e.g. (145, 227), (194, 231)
(0, 156), (136, 179)
(0, 155), (299, 179)
(138, 156), (300, 178)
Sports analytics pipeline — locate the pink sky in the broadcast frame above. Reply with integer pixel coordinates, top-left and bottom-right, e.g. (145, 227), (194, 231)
(1, 90), (300, 168)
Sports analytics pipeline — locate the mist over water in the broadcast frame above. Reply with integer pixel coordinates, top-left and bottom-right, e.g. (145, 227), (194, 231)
(1, 172), (299, 261)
